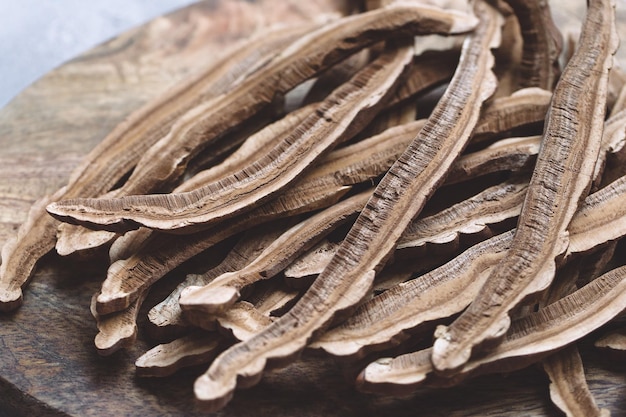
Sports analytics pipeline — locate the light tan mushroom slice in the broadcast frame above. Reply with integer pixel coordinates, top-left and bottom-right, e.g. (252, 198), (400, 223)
(0, 23), (309, 312)
(470, 87), (551, 144)
(543, 345), (609, 417)
(193, 2), (502, 410)
(567, 174), (626, 255)
(147, 220), (292, 338)
(359, 263), (626, 394)
(432, 0), (619, 374)
(48, 44), (414, 233)
(398, 177), (527, 250)
(595, 327), (626, 360)
(47, 4), (478, 232)
(310, 230), (513, 359)
(503, 0), (562, 90)
(56, 102), (318, 257)
(179, 190), (371, 314)
(135, 332), (223, 378)
(91, 290), (147, 356)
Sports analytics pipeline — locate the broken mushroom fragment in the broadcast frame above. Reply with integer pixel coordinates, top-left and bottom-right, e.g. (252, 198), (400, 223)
(432, 0), (619, 374)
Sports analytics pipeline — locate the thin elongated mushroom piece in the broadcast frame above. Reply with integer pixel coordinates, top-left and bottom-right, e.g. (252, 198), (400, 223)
(0, 23), (312, 312)
(432, 0), (619, 374)
(193, 2), (501, 410)
(57, 102), (318, 257)
(358, 262), (626, 394)
(47, 4), (478, 233)
(470, 87), (551, 144)
(48, 44), (415, 233)
(595, 328), (626, 360)
(503, 0), (563, 90)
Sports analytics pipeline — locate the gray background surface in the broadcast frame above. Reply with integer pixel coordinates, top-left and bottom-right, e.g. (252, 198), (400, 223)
(0, 0), (197, 108)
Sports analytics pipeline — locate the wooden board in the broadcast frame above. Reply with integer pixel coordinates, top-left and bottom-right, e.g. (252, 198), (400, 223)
(1, 1), (626, 416)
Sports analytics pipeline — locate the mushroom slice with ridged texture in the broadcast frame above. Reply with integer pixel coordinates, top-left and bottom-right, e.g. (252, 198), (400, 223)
(503, 0), (563, 90)
(179, 189), (371, 315)
(193, 2), (502, 411)
(543, 345), (609, 417)
(56, 103), (319, 257)
(48, 44), (414, 233)
(432, 0), (619, 374)
(147, 220), (292, 339)
(311, 230), (514, 360)
(91, 290), (148, 356)
(47, 4), (478, 233)
(470, 87), (551, 144)
(0, 22), (312, 312)
(358, 262), (626, 395)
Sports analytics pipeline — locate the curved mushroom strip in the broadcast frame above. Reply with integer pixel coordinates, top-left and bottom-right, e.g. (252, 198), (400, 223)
(47, 4), (478, 232)
(503, 0), (562, 90)
(445, 135), (540, 184)
(470, 87), (551, 144)
(147, 220), (292, 338)
(398, 177), (527, 251)
(56, 103), (318, 257)
(48, 44), (414, 233)
(284, 239), (340, 280)
(136, 332), (223, 378)
(193, 3), (501, 411)
(179, 190), (371, 314)
(358, 263), (626, 394)
(0, 23), (310, 312)
(567, 174), (626, 255)
(311, 230), (513, 360)
(543, 345), (609, 417)
(432, 0), (619, 374)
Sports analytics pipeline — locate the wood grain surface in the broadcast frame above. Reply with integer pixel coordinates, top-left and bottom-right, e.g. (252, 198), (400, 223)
(1, 1), (625, 416)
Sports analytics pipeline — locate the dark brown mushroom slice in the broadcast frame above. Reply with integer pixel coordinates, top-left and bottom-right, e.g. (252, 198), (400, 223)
(47, 4), (478, 232)
(358, 262), (626, 395)
(502, 0), (563, 90)
(470, 87), (551, 144)
(431, 0), (619, 374)
(0, 23), (312, 312)
(192, 2), (502, 410)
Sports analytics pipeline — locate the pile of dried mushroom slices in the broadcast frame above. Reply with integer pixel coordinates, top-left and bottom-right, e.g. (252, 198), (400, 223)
(2, 0), (626, 414)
